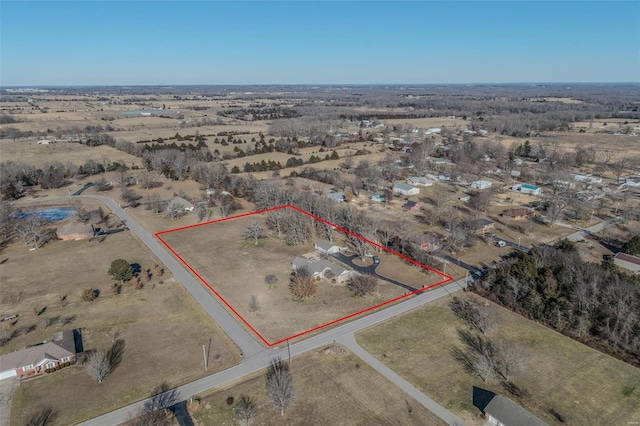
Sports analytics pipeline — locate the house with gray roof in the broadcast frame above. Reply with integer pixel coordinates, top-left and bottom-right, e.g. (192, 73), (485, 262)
(314, 240), (342, 254)
(392, 183), (420, 196)
(0, 329), (83, 381)
(292, 257), (353, 285)
(326, 192), (346, 203)
(473, 387), (548, 426)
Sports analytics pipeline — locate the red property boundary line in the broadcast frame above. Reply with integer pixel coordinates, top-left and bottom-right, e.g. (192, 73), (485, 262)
(155, 204), (453, 347)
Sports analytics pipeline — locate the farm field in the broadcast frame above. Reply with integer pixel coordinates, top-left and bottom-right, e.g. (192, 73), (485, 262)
(159, 208), (445, 344)
(357, 292), (640, 426)
(0, 139), (142, 168)
(1, 209), (240, 426)
(191, 346), (446, 426)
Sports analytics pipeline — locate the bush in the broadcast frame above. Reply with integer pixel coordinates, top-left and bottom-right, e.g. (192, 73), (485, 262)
(82, 288), (98, 302)
(347, 274), (377, 296)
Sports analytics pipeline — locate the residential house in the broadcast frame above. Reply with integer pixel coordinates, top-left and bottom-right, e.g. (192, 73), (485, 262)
(402, 201), (420, 211)
(0, 329), (83, 381)
(326, 192), (346, 203)
(411, 232), (443, 252)
(623, 176), (640, 187)
(459, 195), (471, 202)
(370, 194), (386, 203)
(314, 240), (342, 254)
(513, 184), (542, 195)
(473, 387), (548, 426)
(407, 177), (434, 187)
(613, 252), (640, 273)
(574, 174), (602, 184)
(56, 222), (94, 241)
(170, 197), (195, 212)
(471, 180), (493, 190)
(510, 170), (521, 177)
(472, 219), (495, 236)
(292, 257), (353, 285)
(501, 208), (536, 221)
(392, 183), (420, 196)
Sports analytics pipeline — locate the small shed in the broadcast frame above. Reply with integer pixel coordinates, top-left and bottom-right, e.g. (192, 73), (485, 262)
(472, 219), (495, 236)
(326, 192), (346, 203)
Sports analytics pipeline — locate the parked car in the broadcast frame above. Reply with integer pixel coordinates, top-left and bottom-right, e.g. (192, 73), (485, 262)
(373, 256), (380, 264)
(497, 240), (507, 248)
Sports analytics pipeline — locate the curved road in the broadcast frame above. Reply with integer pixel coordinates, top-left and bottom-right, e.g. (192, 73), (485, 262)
(331, 252), (418, 292)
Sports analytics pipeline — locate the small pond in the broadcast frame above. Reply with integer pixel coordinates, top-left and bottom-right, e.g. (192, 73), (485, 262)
(14, 208), (78, 222)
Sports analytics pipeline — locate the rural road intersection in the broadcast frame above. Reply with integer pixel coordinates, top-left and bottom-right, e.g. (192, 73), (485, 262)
(16, 194), (625, 425)
(71, 194), (467, 425)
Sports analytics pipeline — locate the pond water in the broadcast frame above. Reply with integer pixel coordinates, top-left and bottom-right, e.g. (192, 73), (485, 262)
(123, 110), (178, 115)
(14, 208), (78, 222)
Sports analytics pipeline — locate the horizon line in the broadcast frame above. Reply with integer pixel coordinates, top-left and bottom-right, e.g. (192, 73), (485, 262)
(2, 81), (640, 89)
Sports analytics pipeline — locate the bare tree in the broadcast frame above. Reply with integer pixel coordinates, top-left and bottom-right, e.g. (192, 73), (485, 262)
(494, 340), (528, 381)
(545, 195), (568, 227)
(86, 350), (111, 383)
(129, 382), (178, 426)
(248, 295), (261, 313)
(347, 274), (377, 296)
(25, 405), (57, 426)
(164, 200), (185, 220)
(265, 274), (278, 289)
(235, 395), (258, 426)
(0, 201), (15, 251)
(266, 360), (295, 416)
(289, 266), (317, 299)
(139, 171), (159, 189)
(145, 194), (164, 214)
(16, 212), (47, 250)
(244, 220), (266, 245)
(196, 203), (211, 223)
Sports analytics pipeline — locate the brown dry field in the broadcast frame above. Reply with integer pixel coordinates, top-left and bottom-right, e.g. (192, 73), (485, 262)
(0, 139), (142, 168)
(159, 211), (415, 343)
(1, 209), (240, 425)
(358, 292), (640, 426)
(192, 346), (446, 425)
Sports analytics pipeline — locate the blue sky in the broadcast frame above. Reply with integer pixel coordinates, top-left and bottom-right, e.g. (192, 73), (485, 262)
(1, 1), (638, 85)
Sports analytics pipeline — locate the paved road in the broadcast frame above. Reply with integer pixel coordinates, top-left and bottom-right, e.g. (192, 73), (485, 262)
(18, 193), (468, 425)
(331, 252), (417, 292)
(339, 334), (467, 426)
(561, 216), (623, 243)
(78, 278), (469, 426)
(79, 195), (264, 357)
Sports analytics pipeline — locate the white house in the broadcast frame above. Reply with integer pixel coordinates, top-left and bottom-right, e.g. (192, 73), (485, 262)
(292, 257), (353, 285)
(392, 183), (420, 196)
(326, 192), (346, 203)
(407, 177), (434, 187)
(471, 180), (492, 190)
(574, 174), (602, 184)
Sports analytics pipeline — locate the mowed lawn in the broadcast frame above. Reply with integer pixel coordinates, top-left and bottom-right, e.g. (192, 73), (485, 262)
(192, 347), (446, 426)
(357, 292), (640, 426)
(160, 211), (410, 343)
(1, 229), (240, 426)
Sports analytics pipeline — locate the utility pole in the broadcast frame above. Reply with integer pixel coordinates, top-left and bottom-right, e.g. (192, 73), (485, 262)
(518, 235), (522, 250)
(202, 344), (208, 371)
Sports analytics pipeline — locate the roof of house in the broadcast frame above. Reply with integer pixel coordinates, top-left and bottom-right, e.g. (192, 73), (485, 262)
(170, 197), (195, 210)
(408, 177), (429, 184)
(326, 192), (345, 201)
(522, 184), (540, 190)
(403, 201), (419, 209)
(0, 330), (81, 372)
(614, 252), (640, 266)
(393, 183), (416, 191)
(314, 240), (338, 251)
(472, 180), (492, 185)
(57, 222), (93, 237)
(483, 395), (548, 426)
(292, 257), (348, 277)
